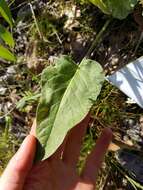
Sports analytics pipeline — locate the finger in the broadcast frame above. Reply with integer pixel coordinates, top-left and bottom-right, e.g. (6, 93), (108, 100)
(30, 119), (36, 136)
(62, 114), (91, 168)
(81, 128), (112, 186)
(0, 135), (36, 190)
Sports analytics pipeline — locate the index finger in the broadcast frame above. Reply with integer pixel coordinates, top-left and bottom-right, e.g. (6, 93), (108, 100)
(30, 119), (36, 136)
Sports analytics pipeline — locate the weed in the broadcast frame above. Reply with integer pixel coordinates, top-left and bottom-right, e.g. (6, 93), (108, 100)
(0, 116), (19, 173)
(0, 0), (15, 61)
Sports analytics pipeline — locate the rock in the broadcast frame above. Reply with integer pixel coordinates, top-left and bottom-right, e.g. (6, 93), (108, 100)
(0, 87), (7, 95)
(122, 117), (143, 145)
(123, 118), (136, 128)
(64, 4), (80, 30)
(115, 149), (143, 183)
(7, 66), (17, 75)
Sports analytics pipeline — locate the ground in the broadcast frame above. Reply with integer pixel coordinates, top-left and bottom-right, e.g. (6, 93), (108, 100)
(0, 0), (143, 189)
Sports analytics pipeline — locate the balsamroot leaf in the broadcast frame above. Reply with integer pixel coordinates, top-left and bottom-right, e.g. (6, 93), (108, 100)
(36, 56), (104, 161)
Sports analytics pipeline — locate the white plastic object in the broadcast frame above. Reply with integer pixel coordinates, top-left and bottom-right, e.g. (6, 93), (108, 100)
(107, 56), (143, 108)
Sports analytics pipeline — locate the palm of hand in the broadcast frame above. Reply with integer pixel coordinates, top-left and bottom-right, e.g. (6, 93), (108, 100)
(24, 116), (111, 190)
(24, 116), (94, 190)
(24, 158), (86, 190)
(0, 115), (112, 190)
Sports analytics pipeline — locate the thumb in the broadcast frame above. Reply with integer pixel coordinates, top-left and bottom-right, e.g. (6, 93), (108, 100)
(0, 135), (36, 190)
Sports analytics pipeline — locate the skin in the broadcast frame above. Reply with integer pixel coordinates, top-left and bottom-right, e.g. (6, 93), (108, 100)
(0, 115), (112, 190)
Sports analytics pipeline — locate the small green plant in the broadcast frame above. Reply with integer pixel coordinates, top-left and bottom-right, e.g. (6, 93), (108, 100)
(0, 116), (18, 173)
(87, 0), (138, 19)
(0, 0), (16, 61)
(16, 90), (41, 111)
(36, 55), (104, 161)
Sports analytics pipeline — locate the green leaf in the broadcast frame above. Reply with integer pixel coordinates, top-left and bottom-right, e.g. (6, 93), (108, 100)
(36, 55), (104, 161)
(106, 0), (138, 19)
(126, 175), (143, 190)
(0, 45), (16, 61)
(88, 0), (138, 19)
(0, 0), (13, 26)
(0, 24), (14, 47)
(16, 92), (41, 110)
(89, 0), (110, 14)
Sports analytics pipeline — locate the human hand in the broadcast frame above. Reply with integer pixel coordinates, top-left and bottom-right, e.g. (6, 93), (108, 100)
(0, 115), (112, 190)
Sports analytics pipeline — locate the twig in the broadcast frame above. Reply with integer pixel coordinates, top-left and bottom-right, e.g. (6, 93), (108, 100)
(85, 19), (112, 59)
(0, 105), (16, 119)
(29, 3), (43, 40)
(134, 31), (143, 55)
(53, 30), (62, 44)
(11, 1), (27, 10)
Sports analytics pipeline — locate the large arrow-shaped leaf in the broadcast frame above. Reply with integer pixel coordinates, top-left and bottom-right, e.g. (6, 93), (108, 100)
(36, 56), (104, 161)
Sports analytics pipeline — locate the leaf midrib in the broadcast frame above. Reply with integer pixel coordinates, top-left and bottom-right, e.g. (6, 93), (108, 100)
(44, 63), (81, 146)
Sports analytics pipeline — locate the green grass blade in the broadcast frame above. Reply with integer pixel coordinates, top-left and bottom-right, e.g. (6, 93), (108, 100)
(126, 175), (143, 190)
(0, 45), (16, 61)
(0, 0), (13, 27)
(0, 24), (14, 47)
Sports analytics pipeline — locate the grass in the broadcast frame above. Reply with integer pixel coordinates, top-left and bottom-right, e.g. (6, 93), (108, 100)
(0, 116), (19, 174)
